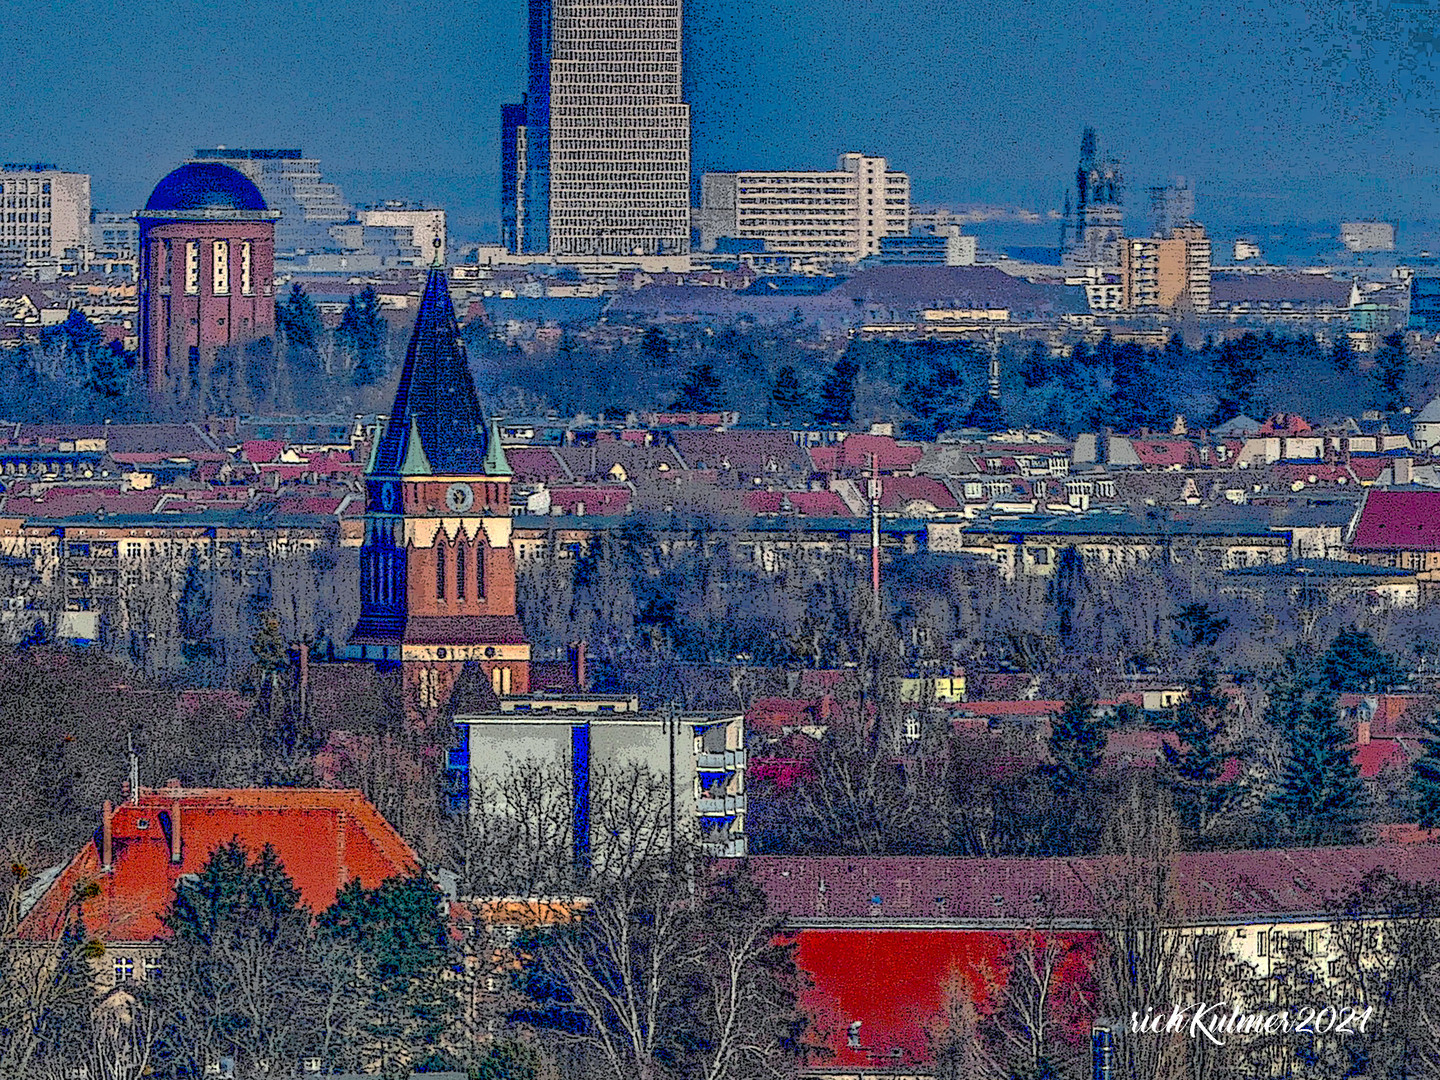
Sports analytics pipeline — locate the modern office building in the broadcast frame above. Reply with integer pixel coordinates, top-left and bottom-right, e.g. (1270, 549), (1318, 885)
(136, 163), (278, 407)
(190, 148), (351, 255)
(697, 153), (910, 262)
(501, 0), (690, 258)
(0, 164), (91, 269)
(872, 227), (976, 267)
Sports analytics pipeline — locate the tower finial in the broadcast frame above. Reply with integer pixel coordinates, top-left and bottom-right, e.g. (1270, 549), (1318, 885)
(431, 235), (443, 268)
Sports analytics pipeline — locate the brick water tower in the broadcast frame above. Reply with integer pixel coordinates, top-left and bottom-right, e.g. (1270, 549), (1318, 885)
(136, 162), (279, 410)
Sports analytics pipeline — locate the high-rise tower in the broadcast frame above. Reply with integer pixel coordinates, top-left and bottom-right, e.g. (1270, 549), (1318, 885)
(502, 0), (690, 257)
(347, 267), (530, 716)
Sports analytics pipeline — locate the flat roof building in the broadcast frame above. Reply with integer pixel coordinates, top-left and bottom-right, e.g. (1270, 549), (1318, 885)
(0, 164), (90, 270)
(698, 154), (910, 263)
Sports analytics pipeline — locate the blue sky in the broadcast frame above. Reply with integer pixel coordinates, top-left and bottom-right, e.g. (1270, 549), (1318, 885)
(6, 0), (1440, 238)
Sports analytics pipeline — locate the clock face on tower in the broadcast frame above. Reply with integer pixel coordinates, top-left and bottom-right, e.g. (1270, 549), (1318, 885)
(445, 482), (475, 513)
(379, 481), (399, 513)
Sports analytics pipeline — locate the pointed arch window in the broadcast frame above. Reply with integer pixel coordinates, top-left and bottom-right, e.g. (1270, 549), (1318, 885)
(476, 543), (486, 599)
(456, 542), (467, 601)
(436, 537), (447, 600)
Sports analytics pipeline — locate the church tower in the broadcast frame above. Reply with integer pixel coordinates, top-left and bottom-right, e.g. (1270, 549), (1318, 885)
(347, 267), (530, 714)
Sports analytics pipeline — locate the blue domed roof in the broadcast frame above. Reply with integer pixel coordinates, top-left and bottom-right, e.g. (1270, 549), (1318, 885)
(144, 162), (268, 213)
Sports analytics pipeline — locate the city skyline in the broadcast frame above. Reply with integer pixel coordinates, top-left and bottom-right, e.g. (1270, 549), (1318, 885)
(9, 0), (1440, 234)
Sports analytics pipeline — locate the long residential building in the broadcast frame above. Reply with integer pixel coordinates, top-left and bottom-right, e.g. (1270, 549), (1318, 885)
(697, 154), (910, 262)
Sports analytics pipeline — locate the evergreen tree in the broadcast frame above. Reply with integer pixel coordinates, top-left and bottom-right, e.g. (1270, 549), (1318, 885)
(815, 354), (859, 425)
(1263, 654), (1364, 845)
(276, 282), (323, 352)
(150, 841), (316, 1077)
(1412, 711), (1440, 829)
(1161, 667), (1235, 842)
(770, 363), (805, 418)
(640, 326), (671, 368)
(1331, 333), (1357, 374)
(316, 874), (454, 1074)
(672, 360), (724, 410)
(1044, 688), (1108, 794)
(1320, 626), (1402, 692)
(962, 393), (1005, 431)
(82, 340), (130, 402)
(338, 286), (388, 387)
(1373, 330), (1409, 411)
(178, 549), (214, 661)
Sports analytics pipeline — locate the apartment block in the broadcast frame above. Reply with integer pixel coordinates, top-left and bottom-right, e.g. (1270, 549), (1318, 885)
(450, 697), (748, 859)
(357, 202), (447, 264)
(0, 164), (91, 269)
(1119, 223), (1210, 312)
(698, 153), (910, 262)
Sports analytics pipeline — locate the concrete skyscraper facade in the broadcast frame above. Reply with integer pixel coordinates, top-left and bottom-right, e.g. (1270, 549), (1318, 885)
(503, 0), (690, 258)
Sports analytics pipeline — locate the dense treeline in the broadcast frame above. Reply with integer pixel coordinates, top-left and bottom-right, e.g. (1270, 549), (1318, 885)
(466, 318), (1438, 436)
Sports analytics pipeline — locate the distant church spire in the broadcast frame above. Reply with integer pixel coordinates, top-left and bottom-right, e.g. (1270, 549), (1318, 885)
(370, 267), (496, 477)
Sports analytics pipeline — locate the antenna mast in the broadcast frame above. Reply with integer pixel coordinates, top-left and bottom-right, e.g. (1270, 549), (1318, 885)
(128, 732), (139, 803)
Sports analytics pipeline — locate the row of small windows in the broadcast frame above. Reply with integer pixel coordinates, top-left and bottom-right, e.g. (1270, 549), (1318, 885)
(1, 180), (52, 195)
(554, 17), (679, 28)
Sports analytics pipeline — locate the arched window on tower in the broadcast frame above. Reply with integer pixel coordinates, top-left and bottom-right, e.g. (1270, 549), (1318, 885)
(476, 543), (486, 599)
(456, 542), (467, 601)
(436, 536), (447, 601)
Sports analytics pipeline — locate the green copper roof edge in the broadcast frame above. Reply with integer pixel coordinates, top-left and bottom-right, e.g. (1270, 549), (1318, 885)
(482, 416), (512, 477)
(399, 414), (434, 476)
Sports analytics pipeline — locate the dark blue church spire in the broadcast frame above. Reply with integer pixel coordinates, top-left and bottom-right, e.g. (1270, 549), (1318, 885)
(370, 268), (497, 477)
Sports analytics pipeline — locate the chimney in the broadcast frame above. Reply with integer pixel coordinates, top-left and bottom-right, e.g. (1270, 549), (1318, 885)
(101, 800), (114, 872)
(1395, 457), (1413, 486)
(169, 799), (182, 864)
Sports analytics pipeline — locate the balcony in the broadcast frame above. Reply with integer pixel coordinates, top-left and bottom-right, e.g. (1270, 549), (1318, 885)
(696, 749), (746, 771)
(696, 793), (747, 817)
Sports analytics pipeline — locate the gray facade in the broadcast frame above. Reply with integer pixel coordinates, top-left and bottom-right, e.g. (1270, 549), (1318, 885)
(453, 699), (746, 860)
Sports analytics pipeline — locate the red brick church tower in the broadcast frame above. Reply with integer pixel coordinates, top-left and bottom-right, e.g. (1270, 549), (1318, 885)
(136, 162), (278, 409)
(347, 267), (530, 716)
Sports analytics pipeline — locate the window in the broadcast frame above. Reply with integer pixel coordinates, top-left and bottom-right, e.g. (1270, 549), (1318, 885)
(456, 544), (466, 600)
(436, 544), (446, 600)
(114, 955), (135, 982)
(240, 241), (253, 294)
(477, 546), (486, 598)
(184, 241), (199, 294)
(143, 956), (162, 980)
(212, 240), (229, 295)
(1257, 931), (1268, 957)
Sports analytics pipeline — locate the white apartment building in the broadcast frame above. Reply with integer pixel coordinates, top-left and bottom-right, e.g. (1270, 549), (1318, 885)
(358, 203), (447, 264)
(0, 165), (91, 268)
(546, 0), (691, 258)
(698, 153), (910, 262)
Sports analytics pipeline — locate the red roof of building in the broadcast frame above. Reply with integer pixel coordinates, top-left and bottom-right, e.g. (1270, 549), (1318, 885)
(20, 788), (419, 943)
(1129, 439), (1198, 469)
(1355, 738), (1414, 779)
(744, 490), (851, 516)
(1351, 489), (1440, 551)
(507, 447), (571, 483)
(877, 475), (958, 512)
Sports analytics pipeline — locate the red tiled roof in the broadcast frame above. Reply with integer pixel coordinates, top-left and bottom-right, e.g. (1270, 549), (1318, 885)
(877, 475), (958, 512)
(835, 434), (923, 473)
(19, 788), (419, 943)
(1351, 489), (1440, 551)
(1258, 413), (1314, 436)
(744, 490), (851, 516)
(242, 440), (284, 463)
(1355, 738), (1414, 779)
(549, 485), (632, 514)
(670, 431), (811, 474)
(353, 614), (529, 646)
(507, 447), (571, 483)
(1129, 440), (1198, 469)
